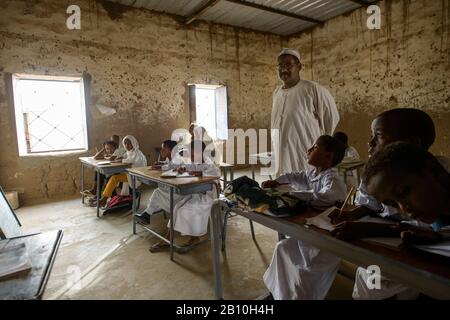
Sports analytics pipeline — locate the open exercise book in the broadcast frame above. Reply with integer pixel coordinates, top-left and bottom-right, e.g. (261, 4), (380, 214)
(0, 242), (32, 281)
(160, 170), (195, 178)
(305, 207), (450, 258)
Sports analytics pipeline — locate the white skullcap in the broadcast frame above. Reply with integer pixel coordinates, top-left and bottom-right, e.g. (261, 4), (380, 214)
(278, 48), (301, 61)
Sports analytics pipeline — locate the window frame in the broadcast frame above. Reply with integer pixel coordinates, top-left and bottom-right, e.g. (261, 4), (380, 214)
(11, 73), (89, 157)
(188, 83), (229, 141)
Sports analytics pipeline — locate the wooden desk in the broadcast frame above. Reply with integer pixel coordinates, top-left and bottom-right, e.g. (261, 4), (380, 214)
(249, 152), (273, 181)
(127, 167), (220, 260)
(79, 157), (131, 217)
(0, 230), (63, 300)
(337, 160), (366, 186)
(209, 201), (450, 300)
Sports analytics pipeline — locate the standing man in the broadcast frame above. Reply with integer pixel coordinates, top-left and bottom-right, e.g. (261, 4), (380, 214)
(271, 48), (340, 177)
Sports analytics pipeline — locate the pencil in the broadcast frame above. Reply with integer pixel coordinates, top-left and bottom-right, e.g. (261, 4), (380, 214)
(340, 186), (356, 214)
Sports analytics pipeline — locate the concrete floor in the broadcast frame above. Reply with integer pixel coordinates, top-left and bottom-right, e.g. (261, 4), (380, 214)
(15, 169), (353, 300)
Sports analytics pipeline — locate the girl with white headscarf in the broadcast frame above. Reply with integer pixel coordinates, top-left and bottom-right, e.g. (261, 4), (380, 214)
(98, 135), (147, 207)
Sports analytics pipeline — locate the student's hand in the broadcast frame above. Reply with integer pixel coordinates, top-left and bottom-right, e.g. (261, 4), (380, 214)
(328, 206), (372, 225)
(331, 221), (370, 241)
(177, 167), (187, 174)
(261, 180), (280, 189)
(328, 208), (356, 224)
(400, 229), (442, 246)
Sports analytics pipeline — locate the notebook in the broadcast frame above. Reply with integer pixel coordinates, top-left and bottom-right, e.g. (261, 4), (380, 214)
(160, 170), (195, 178)
(97, 161), (111, 165)
(305, 208), (396, 232)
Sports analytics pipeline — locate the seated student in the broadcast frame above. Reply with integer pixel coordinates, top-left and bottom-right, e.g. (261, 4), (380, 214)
(83, 140), (118, 197)
(138, 140), (220, 251)
(263, 108), (439, 300)
(189, 123), (216, 160)
(363, 142), (450, 237)
(333, 131), (360, 162)
(329, 108), (439, 224)
(327, 108), (449, 300)
(154, 140), (179, 166)
(110, 134), (127, 160)
(262, 135), (347, 300)
(97, 135), (147, 207)
(349, 142), (450, 300)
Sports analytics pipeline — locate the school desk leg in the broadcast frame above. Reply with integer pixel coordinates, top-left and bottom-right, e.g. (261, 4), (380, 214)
(252, 164), (255, 181)
(169, 187), (174, 261)
(223, 168), (228, 190)
(132, 175), (137, 235)
(81, 163), (85, 204)
(210, 200), (224, 300)
(96, 171), (100, 218)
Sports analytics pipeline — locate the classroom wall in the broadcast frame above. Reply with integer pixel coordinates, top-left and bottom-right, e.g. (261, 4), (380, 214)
(289, 0), (450, 158)
(1, 0), (449, 206)
(0, 0), (284, 205)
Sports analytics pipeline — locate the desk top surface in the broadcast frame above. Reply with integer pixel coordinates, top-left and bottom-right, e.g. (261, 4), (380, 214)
(79, 157), (131, 169)
(0, 230), (63, 300)
(127, 167), (220, 187)
(219, 162), (235, 168)
(234, 206), (450, 283)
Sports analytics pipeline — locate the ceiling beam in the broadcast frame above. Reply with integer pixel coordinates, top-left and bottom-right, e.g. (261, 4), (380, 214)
(347, 0), (377, 6)
(224, 0), (323, 25)
(185, 0), (222, 25)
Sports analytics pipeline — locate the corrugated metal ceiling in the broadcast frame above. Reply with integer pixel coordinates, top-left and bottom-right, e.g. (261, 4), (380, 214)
(106, 0), (377, 36)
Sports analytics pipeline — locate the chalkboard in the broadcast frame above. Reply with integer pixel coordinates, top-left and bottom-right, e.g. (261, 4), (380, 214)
(0, 186), (22, 239)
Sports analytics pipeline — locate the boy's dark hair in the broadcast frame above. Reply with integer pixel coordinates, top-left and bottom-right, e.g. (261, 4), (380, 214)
(363, 142), (449, 189)
(162, 140), (177, 151)
(104, 140), (117, 148)
(318, 135), (346, 167)
(333, 132), (348, 146)
(377, 108), (436, 150)
(190, 140), (206, 151)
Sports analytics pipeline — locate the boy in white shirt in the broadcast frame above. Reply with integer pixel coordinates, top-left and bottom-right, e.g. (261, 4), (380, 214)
(262, 135), (347, 299)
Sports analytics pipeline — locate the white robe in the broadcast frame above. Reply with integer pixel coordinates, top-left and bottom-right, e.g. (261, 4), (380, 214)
(271, 80), (339, 178)
(276, 168), (348, 207)
(112, 145), (126, 158)
(263, 167), (346, 300)
(145, 159), (220, 237)
(119, 135), (147, 191)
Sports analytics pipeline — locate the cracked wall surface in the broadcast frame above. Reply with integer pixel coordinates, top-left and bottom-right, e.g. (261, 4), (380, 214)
(1, 0), (449, 205)
(0, 0), (284, 205)
(289, 0), (450, 157)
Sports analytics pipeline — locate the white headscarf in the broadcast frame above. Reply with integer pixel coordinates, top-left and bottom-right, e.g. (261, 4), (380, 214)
(123, 135), (140, 150)
(122, 135), (147, 167)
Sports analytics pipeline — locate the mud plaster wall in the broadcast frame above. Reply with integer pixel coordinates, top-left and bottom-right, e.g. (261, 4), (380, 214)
(0, 0), (284, 205)
(289, 0), (450, 158)
(1, 0), (449, 206)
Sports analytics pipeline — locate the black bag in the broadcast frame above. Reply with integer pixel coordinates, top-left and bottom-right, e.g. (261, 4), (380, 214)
(225, 176), (307, 217)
